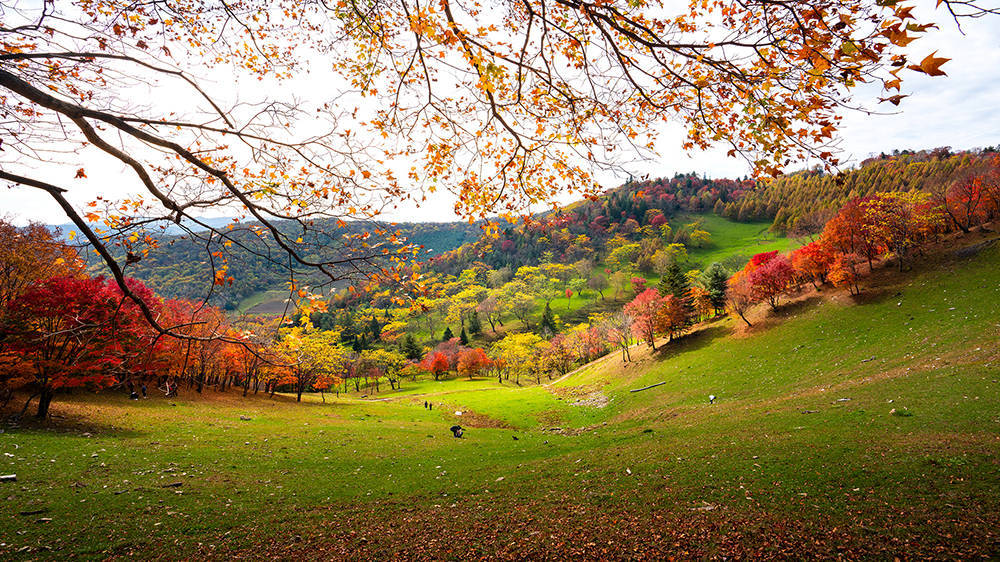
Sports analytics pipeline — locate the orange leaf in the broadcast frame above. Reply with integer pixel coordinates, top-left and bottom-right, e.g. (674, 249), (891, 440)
(879, 94), (908, 106)
(75, 168), (87, 179)
(908, 51), (949, 77)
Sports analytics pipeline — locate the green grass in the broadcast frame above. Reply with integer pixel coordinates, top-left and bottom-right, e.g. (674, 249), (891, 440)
(682, 213), (798, 269)
(2, 238), (999, 558)
(235, 289), (290, 315)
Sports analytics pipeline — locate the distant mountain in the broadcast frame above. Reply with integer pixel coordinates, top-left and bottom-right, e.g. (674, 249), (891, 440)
(48, 216), (239, 241)
(98, 218), (483, 310)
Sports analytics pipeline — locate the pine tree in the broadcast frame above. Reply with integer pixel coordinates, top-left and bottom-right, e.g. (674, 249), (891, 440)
(540, 303), (557, 335)
(704, 262), (730, 315)
(401, 333), (423, 360)
(468, 310), (482, 335)
(459, 327), (469, 345)
(353, 333), (368, 353)
(659, 261), (692, 313)
(442, 326), (454, 341)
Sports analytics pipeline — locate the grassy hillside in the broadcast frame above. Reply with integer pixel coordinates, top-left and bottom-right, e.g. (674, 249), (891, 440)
(683, 214), (796, 267)
(2, 236), (998, 558)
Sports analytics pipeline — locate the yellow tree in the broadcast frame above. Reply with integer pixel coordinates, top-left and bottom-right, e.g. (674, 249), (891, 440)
(277, 329), (347, 402)
(361, 348), (409, 390)
(491, 332), (545, 386)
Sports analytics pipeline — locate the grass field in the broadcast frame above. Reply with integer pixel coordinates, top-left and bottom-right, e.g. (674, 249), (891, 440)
(682, 213), (798, 267)
(2, 236), (998, 559)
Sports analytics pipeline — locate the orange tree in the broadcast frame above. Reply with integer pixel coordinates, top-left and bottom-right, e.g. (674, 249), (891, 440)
(0, 220), (84, 312)
(0, 0), (993, 334)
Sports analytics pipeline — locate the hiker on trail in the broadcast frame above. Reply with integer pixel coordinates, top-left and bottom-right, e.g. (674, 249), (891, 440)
(424, 401), (428, 409)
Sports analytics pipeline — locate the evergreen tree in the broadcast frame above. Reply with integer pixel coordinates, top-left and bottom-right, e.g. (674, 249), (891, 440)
(468, 310), (482, 335)
(442, 326), (454, 341)
(339, 313), (357, 344)
(704, 262), (730, 315)
(659, 261), (693, 313)
(540, 303), (557, 335)
(352, 333), (367, 353)
(459, 327), (469, 345)
(401, 333), (423, 360)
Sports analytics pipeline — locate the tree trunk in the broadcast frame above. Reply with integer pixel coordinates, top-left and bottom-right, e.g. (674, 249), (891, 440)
(36, 389), (54, 419)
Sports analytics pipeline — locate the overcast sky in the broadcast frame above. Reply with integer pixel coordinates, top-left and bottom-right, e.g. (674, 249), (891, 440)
(3, 7), (999, 227)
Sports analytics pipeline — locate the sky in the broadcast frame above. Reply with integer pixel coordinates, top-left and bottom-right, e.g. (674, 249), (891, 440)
(3, 6), (999, 227)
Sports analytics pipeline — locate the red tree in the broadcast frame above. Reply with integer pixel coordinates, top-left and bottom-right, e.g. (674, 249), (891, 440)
(624, 288), (666, 349)
(726, 272), (756, 328)
(4, 276), (158, 418)
(790, 242), (833, 289)
(420, 351), (450, 381)
(655, 295), (691, 342)
(748, 254), (794, 311)
(828, 253), (864, 296)
(944, 176), (987, 233)
(821, 197), (882, 270)
(457, 348), (492, 379)
(630, 277), (648, 294)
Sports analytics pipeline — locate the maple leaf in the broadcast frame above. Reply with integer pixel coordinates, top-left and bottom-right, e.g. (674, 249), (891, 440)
(879, 94), (908, 106)
(75, 168), (87, 179)
(908, 51), (949, 76)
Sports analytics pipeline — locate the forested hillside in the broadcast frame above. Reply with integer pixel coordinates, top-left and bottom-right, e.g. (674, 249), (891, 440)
(103, 220), (483, 310)
(726, 147), (1000, 233)
(100, 147), (996, 313)
(424, 147), (996, 277)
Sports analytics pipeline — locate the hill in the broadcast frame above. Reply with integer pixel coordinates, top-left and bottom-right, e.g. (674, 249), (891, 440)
(84, 146), (993, 318)
(100, 220), (484, 311)
(3, 229), (998, 558)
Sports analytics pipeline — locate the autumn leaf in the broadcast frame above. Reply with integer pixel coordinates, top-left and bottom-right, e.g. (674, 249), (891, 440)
(75, 168), (87, 179)
(908, 51), (949, 76)
(879, 94), (908, 106)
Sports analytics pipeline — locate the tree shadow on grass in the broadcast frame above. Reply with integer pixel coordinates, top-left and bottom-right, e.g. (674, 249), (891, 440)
(3, 410), (148, 439)
(651, 324), (730, 362)
(770, 295), (825, 317)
